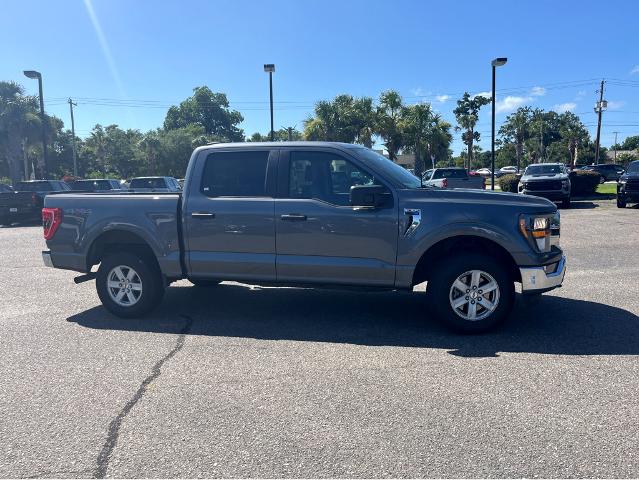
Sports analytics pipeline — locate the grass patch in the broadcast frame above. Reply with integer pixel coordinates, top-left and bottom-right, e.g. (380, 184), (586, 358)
(596, 183), (617, 194)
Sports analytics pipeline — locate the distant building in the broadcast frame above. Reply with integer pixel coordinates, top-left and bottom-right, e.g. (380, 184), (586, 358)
(606, 149), (637, 162)
(374, 150), (416, 169)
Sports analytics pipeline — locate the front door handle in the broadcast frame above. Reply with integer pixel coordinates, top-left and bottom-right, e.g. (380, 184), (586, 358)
(191, 212), (215, 218)
(280, 214), (307, 221)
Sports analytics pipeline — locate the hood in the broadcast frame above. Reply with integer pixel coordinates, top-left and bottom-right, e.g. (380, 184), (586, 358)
(399, 187), (557, 213)
(520, 173), (569, 182)
(620, 171), (639, 181)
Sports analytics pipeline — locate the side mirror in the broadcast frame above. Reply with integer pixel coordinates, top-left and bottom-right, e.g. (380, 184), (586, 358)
(350, 185), (387, 208)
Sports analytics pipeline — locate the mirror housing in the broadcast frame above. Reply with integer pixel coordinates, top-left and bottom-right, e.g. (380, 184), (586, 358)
(350, 185), (388, 208)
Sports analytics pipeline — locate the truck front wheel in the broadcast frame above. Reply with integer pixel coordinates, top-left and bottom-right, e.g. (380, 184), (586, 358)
(428, 254), (515, 333)
(96, 252), (165, 318)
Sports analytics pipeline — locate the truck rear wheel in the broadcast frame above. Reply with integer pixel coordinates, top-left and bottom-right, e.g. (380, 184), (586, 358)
(617, 196), (627, 208)
(96, 252), (165, 318)
(427, 254), (515, 333)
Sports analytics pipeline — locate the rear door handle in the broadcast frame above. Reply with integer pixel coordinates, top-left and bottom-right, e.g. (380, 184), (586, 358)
(280, 214), (307, 221)
(191, 212), (215, 218)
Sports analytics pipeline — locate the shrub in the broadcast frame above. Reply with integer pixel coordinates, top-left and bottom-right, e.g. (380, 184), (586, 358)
(569, 170), (600, 196)
(497, 174), (519, 193)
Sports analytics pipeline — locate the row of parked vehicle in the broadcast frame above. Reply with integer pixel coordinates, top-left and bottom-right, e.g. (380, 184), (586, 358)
(0, 176), (183, 225)
(419, 160), (639, 209)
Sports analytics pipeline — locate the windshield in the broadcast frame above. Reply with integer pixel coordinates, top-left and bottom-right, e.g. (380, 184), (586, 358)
(15, 181), (52, 192)
(433, 169), (467, 179)
(524, 165), (564, 175)
(627, 161), (639, 174)
(130, 178), (167, 189)
(353, 148), (422, 189)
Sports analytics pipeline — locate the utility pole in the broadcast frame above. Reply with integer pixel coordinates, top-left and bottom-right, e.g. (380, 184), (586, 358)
(287, 127), (293, 141)
(613, 131), (620, 163)
(68, 98), (78, 176)
(594, 80), (606, 165)
(539, 120), (544, 163)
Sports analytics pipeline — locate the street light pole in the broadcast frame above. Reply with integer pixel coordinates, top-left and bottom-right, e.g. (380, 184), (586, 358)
(23, 70), (48, 179)
(490, 58), (507, 190)
(264, 64), (275, 141)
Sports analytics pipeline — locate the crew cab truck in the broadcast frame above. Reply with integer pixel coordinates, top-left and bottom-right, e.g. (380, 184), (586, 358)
(42, 142), (566, 333)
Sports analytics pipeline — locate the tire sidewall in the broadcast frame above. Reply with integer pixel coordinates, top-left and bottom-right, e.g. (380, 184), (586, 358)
(96, 252), (164, 318)
(429, 254), (515, 333)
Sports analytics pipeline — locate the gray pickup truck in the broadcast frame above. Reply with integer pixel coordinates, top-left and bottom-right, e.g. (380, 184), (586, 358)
(42, 142), (566, 332)
(422, 168), (485, 189)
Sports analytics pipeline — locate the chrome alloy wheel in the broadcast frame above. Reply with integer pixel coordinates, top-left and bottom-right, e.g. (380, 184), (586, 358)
(448, 270), (500, 321)
(107, 265), (143, 307)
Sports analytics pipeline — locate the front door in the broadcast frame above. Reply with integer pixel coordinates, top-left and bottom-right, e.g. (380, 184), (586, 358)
(184, 149), (277, 282)
(275, 149), (398, 286)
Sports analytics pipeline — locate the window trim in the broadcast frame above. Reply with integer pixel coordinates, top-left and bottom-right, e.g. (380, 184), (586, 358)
(199, 149), (276, 199)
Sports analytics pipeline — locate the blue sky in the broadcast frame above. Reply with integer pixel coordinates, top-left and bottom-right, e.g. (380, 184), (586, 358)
(1, 0), (638, 154)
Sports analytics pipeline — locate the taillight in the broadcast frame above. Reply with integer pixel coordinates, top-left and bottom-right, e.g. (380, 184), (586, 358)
(42, 208), (62, 240)
(32, 193), (37, 206)
(442, 178), (448, 188)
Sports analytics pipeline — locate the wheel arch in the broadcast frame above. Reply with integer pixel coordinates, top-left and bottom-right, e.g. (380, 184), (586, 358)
(87, 229), (161, 274)
(411, 235), (521, 287)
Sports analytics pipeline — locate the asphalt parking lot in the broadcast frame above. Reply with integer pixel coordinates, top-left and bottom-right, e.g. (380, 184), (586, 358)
(1, 199), (638, 478)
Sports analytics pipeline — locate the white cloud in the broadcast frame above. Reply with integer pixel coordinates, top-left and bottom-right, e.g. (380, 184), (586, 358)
(530, 86), (546, 96)
(575, 90), (586, 100)
(496, 95), (532, 113)
(435, 94), (450, 103)
(410, 87), (430, 97)
(607, 100), (626, 110)
(630, 65), (639, 75)
(553, 102), (577, 113)
(472, 91), (492, 100)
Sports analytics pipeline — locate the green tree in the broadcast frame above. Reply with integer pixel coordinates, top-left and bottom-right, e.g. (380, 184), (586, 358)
(619, 135), (639, 151)
(0, 81), (41, 184)
(248, 127), (303, 142)
(558, 112), (590, 167)
(375, 90), (405, 161)
(303, 94), (374, 146)
(499, 106), (532, 170)
(401, 105), (452, 176)
(164, 86), (244, 141)
(454, 92), (491, 170)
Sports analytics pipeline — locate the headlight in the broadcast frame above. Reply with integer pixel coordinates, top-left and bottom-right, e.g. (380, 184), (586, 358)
(618, 178), (627, 184)
(519, 214), (558, 252)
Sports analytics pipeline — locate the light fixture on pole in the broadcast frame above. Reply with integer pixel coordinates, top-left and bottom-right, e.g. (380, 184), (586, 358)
(490, 57), (507, 190)
(264, 64), (275, 141)
(23, 70), (48, 179)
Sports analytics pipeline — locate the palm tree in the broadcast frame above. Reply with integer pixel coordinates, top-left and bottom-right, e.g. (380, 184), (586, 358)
(499, 107), (532, 171)
(376, 90), (405, 161)
(454, 92), (491, 170)
(0, 81), (41, 184)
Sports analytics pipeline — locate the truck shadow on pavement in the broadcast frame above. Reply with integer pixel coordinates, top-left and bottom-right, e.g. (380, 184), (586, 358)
(67, 283), (639, 358)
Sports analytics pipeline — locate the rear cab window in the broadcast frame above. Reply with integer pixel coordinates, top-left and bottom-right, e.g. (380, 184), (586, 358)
(201, 150), (270, 197)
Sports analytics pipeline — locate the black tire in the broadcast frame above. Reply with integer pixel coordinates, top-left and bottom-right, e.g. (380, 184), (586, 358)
(561, 197), (571, 209)
(96, 252), (165, 318)
(189, 279), (222, 287)
(427, 253), (515, 334)
(617, 196), (627, 208)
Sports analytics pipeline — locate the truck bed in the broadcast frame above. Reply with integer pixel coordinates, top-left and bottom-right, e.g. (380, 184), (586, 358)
(43, 192), (184, 278)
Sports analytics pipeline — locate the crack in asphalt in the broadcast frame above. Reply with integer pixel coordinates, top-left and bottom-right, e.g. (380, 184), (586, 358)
(93, 314), (194, 478)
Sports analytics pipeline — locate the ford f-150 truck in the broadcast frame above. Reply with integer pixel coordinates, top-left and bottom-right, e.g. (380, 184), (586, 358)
(42, 142), (566, 332)
(422, 168), (485, 189)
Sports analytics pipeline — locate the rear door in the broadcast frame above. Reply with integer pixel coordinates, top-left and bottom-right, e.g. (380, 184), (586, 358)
(274, 148), (398, 286)
(184, 148), (277, 282)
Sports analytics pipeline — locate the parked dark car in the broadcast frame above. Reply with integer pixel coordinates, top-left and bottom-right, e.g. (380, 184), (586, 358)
(0, 180), (70, 225)
(0, 183), (13, 193)
(617, 160), (639, 208)
(582, 164), (625, 183)
(69, 179), (124, 192)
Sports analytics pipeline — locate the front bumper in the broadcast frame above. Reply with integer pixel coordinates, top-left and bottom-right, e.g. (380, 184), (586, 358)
(521, 189), (570, 201)
(520, 255), (566, 294)
(42, 250), (54, 268)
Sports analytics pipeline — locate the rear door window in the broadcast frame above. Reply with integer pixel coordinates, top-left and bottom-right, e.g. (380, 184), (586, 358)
(201, 150), (269, 197)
